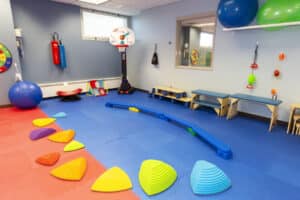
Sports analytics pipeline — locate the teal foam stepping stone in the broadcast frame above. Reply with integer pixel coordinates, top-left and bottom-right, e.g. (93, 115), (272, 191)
(52, 112), (67, 118)
(190, 160), (231, 195)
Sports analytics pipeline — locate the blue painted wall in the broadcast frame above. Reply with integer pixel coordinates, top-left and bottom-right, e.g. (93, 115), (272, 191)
(11, 0), (121, 83)
(128, 0), (300, 121)
(0, 0), (21, 105)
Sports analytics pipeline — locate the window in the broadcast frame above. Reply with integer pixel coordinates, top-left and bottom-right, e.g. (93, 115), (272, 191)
(176, 14), (216, 69)
(199, 32), (213, 48)
(81, 9), (128, 41)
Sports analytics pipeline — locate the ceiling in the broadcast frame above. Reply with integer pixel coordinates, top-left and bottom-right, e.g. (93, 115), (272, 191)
(52, 0), (183, 16)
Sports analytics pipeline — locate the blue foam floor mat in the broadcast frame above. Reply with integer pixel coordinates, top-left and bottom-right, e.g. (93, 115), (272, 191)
(40, 91), (300, 200)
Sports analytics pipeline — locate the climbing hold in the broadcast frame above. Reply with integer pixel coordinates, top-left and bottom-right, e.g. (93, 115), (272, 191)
(274, 69), (280, 77)
(91, 167), (133, 192)
(190, 160), (231, 195)
(271, 88), (278, 96)
(48, 129), (75, 143)
(278, 52), (286, 61)
(35, 152), (60, 166)
(32, 118), (56, 127)
(139, 159), (177, 196)
(29, 128), (56, 140)
(64, 140), (85, 152)
(50, 157), (87, 181)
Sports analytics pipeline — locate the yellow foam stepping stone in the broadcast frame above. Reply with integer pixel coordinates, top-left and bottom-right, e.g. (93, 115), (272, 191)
(91, 167), (132, 192)
(139, 159), (177, 196)
(64, 140), (85, 152)
(32, 118), (56, 127)
(48, 129), (75, 143)
(129, 107), (139, 113)
(50, 157), (87, 181)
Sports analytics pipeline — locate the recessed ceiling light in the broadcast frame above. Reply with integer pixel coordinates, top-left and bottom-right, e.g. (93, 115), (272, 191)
(78, 0), (109, 5)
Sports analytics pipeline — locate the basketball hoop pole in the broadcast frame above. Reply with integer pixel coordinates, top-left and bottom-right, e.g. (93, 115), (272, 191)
(116, 45), (134, 94)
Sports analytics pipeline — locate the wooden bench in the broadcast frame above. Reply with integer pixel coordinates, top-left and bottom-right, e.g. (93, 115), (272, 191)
(190, 89), (230, 116)
(227, 93), (282, 132)
(150, 86), (191, 107)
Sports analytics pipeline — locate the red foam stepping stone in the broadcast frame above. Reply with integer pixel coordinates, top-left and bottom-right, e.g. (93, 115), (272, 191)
(35, 152), (61, 166)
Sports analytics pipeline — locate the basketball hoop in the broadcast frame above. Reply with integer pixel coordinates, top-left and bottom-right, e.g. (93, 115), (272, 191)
(109, 27), (135, 94)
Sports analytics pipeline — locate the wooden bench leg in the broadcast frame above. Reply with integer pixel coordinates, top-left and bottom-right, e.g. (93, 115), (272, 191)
(267, 105), (278, 132)
(217, 97), (229, 117)
(227, 98), (239, 120)
(190, 94), (200, 110)
(292, 121), (297, 135)
(287, 107), (296, 134)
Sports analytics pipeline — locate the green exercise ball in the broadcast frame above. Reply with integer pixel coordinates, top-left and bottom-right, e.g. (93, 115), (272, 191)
(248, 74), (256, 85)
(257, 0), (300, 31)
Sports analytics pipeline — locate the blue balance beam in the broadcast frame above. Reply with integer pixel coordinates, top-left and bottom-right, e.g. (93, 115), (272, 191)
(105, 102), (233, 160)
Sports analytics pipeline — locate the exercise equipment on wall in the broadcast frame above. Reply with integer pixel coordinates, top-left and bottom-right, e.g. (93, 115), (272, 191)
(151, 43), (159, 66)
(15, 28), (24, 58)
(271, 89), (278, 100)
(51, 32), (67, 69)
(59, 40), (67, 69)
(0, 42), (13, 73)
(109, 27), (135, 94)
(246, 43), (259, 89)
(217, 0), (258, 28)
(257, 0), (300, 31)
(51, 32), (60, 65)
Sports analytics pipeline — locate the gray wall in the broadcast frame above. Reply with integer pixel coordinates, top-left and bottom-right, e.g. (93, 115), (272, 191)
(128, 0), (300, 121)
(11, 0), (121, 83)
(0, 0), (21, 105)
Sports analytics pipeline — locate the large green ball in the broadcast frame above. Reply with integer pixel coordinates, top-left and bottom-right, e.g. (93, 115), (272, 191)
(257, 0), (300, 31)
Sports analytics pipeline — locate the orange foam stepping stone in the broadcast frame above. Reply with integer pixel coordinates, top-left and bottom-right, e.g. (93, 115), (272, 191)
(91, 167), (132, 192)
(32, 118), (56, 127)
(64, 140), (85, 152)
(48, 129), (75, 143)
(50, 157), (87, 181)
(35, 152), (60, 166)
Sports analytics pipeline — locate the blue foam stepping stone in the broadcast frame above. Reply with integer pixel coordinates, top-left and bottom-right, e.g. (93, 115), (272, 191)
(30, 128), (56, 140)
(52, 112), (67, 118)
(190, 160), (231, 195)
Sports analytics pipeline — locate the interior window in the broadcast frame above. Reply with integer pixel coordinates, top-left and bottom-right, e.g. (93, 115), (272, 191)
(176, 14), (216, 69)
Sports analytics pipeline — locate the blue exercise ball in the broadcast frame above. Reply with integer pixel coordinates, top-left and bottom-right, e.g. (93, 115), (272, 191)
(217, 0), (258, 28)
(8, 81), (43, 109)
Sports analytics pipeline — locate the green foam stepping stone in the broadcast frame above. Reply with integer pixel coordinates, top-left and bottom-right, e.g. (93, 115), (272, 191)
(64, 140), (85, 152)
(139, 159), (177, 196)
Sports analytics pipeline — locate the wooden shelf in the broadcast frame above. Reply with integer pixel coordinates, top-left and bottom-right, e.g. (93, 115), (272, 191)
(223, 21), (300, 32)
(154, 92), (191, 103)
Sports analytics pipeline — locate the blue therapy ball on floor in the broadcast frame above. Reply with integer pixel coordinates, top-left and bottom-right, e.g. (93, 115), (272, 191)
(8, 81), (43, 109)
(217, 0), (258, 28)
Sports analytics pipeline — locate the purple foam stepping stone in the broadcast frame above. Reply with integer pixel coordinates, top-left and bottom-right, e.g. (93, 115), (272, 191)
(30, 128), (56, 140)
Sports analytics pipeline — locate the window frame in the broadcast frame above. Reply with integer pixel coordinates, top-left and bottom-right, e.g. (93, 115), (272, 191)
(80, 9), (128, 41)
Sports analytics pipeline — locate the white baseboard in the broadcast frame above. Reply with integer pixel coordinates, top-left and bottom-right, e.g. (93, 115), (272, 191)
(39, 77), (121, 98)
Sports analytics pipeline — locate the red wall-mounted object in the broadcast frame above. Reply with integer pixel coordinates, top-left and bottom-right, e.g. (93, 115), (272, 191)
(51, 33), (60, 65)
